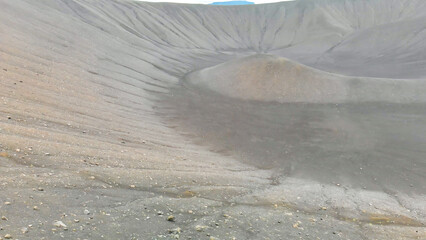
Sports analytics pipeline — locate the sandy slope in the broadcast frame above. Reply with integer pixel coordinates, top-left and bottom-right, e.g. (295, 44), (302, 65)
(0, 0), (425, 239)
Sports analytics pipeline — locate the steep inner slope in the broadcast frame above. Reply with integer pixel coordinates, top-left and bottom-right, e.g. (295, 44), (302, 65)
(1, 0), (426, 239)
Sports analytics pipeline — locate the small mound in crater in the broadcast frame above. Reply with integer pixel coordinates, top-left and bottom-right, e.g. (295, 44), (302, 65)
(186, 54), (426, 103)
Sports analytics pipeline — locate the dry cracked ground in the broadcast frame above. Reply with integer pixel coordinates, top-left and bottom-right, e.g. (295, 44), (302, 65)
(0, 0), (426, 239)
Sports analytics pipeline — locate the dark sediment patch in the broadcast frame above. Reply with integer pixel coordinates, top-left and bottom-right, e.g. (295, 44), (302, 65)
(161, 79), (426, 196)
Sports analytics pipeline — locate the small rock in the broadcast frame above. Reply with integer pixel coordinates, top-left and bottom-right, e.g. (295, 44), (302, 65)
(157, 211), (164, 215)
(37, 187), (44, 191)
(21, 227), (29, 234)
(74, 219), (80, 223)
(168, 227), (181, 234)
(167, 215), (175, 222)
(89, 176), (95, 180)
(195, 225), (208, 232)
(130, 185), (136, 188)
(4, 202), (11, 205)
(1, 216), (7, 220)
(53, 220), (67, 228)
(7, 116), (11, 120)
(4, 234), (12, 239)
(293, 221), (302, 229)
(33, 206), (39, 210)
(84, 209), (90, 215)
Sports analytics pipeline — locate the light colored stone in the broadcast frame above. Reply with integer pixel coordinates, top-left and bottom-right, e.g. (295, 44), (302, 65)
(167, 215), (175, 222)
(53, 220), (67, 228)
(195, 225), (208, 232)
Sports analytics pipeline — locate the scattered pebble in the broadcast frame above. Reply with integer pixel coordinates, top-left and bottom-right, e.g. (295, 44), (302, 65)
(4, 234), (12, 239)
(21, 227), (29, 234)
(167, 215), (175, 222)
(195, 225), (208, 232)
(4, 202), (11, 205)
(33, 206), (39, 210)
(1, 216), (7, 221)
(53, 220), (67, 229)
(293, 221), (302, 229)
(84, 209), (90, 215)
(168, 227), (181, 234)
